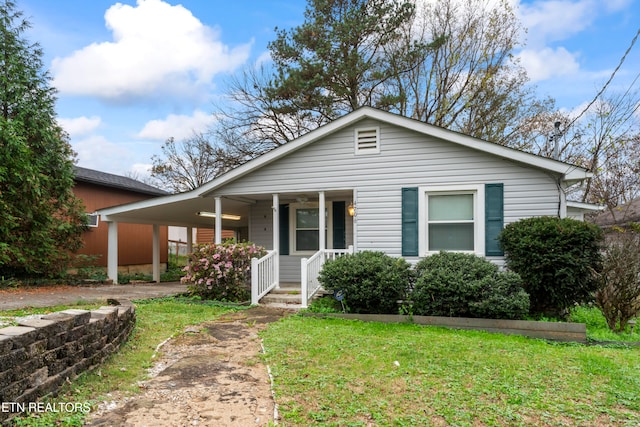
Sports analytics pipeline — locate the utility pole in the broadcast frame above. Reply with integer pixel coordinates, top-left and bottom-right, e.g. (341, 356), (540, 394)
(550, 121), (562, 159)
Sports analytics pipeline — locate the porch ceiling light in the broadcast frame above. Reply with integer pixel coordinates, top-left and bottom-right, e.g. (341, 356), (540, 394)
(196, 211), (241, 221)
(347, 202), (356, 217)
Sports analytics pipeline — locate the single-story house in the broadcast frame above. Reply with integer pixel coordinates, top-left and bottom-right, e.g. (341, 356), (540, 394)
(96, 107), (601, 305)
(73, 166), (169, 276)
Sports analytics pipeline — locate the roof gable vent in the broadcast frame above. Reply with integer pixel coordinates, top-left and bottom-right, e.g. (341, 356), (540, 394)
(355, 127), (380, 155)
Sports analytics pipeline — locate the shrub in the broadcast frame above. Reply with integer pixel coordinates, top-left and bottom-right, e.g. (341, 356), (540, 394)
(318, 251), (412, 314)
(595, 231), (640, 332)
(412, 252), (529, 319)
(498, 216), (603, 316)
(468, 272), (530, 319)
(181, 242), (267, 302)
(304, 295), (344, 313)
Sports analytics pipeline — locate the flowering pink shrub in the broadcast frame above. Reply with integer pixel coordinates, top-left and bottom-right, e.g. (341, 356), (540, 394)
(181, 242), (267, 301)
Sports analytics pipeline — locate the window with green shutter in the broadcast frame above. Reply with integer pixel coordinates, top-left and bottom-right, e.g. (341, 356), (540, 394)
(402, 188), (419, 256)
(403, 184), (504, 257)
(485, 183), (504, 256)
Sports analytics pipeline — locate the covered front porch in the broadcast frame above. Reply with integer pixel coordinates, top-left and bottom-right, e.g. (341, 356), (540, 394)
(99, 189), (357, 308)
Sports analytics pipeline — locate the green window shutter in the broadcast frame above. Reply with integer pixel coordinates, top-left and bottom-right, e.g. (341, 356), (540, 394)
(402, 187), (419, 256)
(279, 204), (289, 255)
(485, 183), (504, 256)
(332, 201), (346, 249)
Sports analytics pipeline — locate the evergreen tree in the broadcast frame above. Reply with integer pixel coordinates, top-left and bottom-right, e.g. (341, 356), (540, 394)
(0, 0), (86, 277)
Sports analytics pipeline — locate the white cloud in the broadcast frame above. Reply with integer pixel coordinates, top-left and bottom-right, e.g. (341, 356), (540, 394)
(517, 0), (597, 47)
(255, 50), (272, 67)
(130, 163), (153, 178)
(72, 135), (136, 175)
(58, 116), (102, 137)
(517, 47), (580, 82)
(52, 0), (251, 103)
(137, 110), (217, 141)
(602, 0), (633, 13)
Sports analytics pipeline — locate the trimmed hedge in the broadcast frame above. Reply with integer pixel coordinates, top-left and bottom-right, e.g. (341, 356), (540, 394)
(411, 252), (529, 320)
(318, 251), (412, 314)
(498, 216), (603, 316)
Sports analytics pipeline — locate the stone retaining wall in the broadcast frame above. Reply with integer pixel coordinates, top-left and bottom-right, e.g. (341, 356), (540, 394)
(0, 303), (136, 423)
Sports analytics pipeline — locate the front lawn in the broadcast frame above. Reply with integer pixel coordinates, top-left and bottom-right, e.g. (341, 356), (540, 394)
(261, 315), (640, 426)
(4, 298), (240, 426)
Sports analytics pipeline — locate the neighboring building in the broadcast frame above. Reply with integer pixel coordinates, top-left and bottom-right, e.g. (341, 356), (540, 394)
(73, 166), (169, 275)
(590, 198), (640, 230)
(96, 107), (601, 304)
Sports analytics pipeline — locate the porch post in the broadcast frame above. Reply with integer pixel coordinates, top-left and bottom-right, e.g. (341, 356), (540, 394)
(107, 221), (118, 284)
(186, 226), (193, 253)
(214, 197), (222, 244)
(272, 193), (280, 289)
(319, 191), (326, 251)
(152, 224), (160, 283)
(352, 188), (358, 252)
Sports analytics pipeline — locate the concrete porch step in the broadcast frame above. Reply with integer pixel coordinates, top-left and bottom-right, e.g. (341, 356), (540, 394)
(259, 284), (329, 310)
(260, 289), (302, 305)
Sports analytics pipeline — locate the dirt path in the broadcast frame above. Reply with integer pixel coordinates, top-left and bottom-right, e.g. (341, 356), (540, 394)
(86, 306), (293, 427)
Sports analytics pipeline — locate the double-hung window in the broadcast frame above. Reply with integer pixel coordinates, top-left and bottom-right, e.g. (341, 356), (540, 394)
(289, 203), (333, 255)
(427, 193), (475, 251)
(418, 185), (485, 255)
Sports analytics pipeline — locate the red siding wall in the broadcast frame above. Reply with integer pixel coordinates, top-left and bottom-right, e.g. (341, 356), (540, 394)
(74, 182), (168, 267)
(195, 229), (236, 244)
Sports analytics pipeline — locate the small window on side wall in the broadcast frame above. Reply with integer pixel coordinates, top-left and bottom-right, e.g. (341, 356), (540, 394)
(354, 127), (380, 155)
(86, 213), (99, 228)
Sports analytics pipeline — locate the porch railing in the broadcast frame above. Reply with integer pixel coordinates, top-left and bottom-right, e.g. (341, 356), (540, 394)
(251, 250), (278, 305)
(301, 246), (354, 308)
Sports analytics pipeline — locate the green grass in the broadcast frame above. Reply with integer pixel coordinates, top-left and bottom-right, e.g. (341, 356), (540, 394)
(569, 305), (640, 342)
(5, 299), (639, 426)
(4, 297), (240, 426)
(261, 315), (640, 427)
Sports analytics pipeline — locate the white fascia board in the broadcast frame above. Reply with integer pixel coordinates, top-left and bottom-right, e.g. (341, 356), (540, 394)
(198, 107), (591, 196)
(97, 189), (200, 221)
(197, 110), (370, 197)
(362, 108), (591, 182)
(566, 200), (605, 212)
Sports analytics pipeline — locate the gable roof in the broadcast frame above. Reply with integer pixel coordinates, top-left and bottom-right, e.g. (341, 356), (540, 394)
(74, 166), (168, 197)
(198, 107), (590, 197)
(97, 107), (593, 225)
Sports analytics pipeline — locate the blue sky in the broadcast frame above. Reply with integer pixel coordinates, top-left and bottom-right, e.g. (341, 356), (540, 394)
(17, 0), (640, 178)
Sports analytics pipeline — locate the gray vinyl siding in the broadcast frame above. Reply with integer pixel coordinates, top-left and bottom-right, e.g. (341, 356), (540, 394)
(248, 200), (353, 283)
(229, 118), (560, 278)
(217, 119), (559, 201)
(248, 200), (272, 248)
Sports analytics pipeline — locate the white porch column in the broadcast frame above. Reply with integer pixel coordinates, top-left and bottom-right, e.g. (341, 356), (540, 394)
(107, 221), (118, 284)
(186, 226), (193, 253)
(272, 194), (280, 289)
(319, 191), (326, 251)
(352, 188), (358, 252)
(152, 224), (160, 283)
(214, 197), (222, 244)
